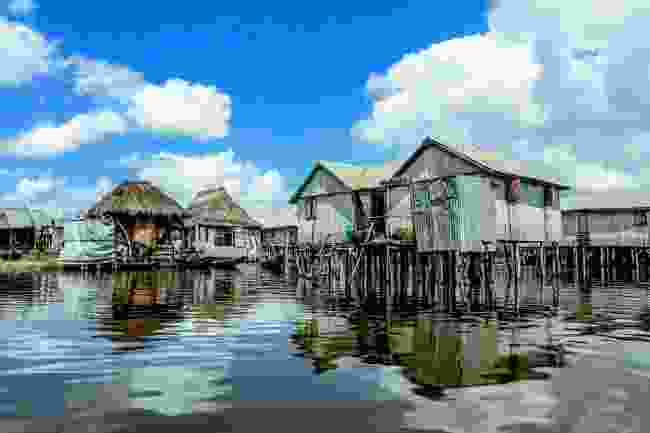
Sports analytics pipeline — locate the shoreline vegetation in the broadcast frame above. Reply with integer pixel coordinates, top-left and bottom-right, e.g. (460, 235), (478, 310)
(0, 251), (62, 272)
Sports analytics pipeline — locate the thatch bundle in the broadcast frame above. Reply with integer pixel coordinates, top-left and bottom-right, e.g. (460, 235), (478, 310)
(88, 180), (189, 218)
(188, 187), (261, 228)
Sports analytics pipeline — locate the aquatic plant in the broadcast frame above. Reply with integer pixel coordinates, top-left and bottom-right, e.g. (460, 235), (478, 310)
(392, 224), (416, 241)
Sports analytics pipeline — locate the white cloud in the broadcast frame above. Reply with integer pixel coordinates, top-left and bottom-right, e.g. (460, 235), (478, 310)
(0, 175), (115, 218)
(8, 0), (37, 16)
(120, 149), (290, 209)
(0, 19), (232, 150)
(15, 175), (64, 199)
(544, 145), (640, 192)
(126, 79), (231, 140)
(352, 32), (544, 152)
(352, 0), (650, 194)
(0, 18), (58, 86)
(64, 55), (145, 102)
(2, 111), (128, 157)
(64, 59), (233, 141)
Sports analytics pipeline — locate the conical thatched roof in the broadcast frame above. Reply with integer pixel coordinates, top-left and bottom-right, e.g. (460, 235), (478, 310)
(87, 180), (189, 218)
(187, 187), (262, 228)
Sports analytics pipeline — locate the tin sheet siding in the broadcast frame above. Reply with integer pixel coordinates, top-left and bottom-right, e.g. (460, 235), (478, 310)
(510, 204), (546, 241)
(295, 167), (354, 243)
(296, 195), (354, 243)
(387, 146), (475, 234)
(545, 209), (563, 241)
(495, 199), (509, 240)
(401, 146), (476, 181)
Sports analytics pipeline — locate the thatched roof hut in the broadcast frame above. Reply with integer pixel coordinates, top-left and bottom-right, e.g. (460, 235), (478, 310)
(87, 180), (189, 219)
(187, 187), (262, 228)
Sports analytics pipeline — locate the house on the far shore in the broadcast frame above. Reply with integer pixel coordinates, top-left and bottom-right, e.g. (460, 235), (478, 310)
(561, 190), (650, 245)
(0, 208), (64, 256)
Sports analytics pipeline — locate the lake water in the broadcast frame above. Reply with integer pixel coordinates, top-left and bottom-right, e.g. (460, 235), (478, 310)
(0, 264), (649, 432)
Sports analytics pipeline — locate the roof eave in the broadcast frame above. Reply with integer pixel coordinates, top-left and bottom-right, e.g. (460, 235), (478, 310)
(392, 136), (571, 190)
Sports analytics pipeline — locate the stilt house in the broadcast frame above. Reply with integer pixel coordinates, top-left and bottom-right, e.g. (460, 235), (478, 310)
(186, 187), (262, 256)
(561, 190), (650, 245)
(386, 137), (571, 252)
(288, 160), (404, 243)
(86, 180), (189, 256)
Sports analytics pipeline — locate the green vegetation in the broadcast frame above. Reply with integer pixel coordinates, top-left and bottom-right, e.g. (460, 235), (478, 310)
(224, 207), (242, 224)
(292, 318), (356, 373)
(110, 184), (163, 210)
(112, 271), (177, 304)
(207, 192), (226, 209)
(0, 254), (62, 272)
(392, 224), (416, 241)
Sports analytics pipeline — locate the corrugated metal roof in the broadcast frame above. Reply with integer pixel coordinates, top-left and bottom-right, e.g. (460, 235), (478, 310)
(318, 160), (404, 190)
(289, 159), (403, 204)
(393, 137), (570, 189)
(562, 190), (650, 211)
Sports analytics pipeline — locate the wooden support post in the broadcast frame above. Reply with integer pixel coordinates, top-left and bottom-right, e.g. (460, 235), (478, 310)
(572, 246), (579, 283)
(538, 241), (546, 288)
(513, 242), (520, 316)
(410, 249), (417, 298)
(600, 246), (606, 283)
(468, 252), (482, 312)
(385, 245), (391, 301)
(283, 232), (290, 276)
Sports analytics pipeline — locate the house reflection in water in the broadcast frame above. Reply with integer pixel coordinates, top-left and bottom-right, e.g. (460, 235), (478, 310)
(109, 271), (186, 346)
(292, 310), (534, 390)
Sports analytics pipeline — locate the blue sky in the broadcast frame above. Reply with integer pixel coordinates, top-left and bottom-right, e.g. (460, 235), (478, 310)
(1, 0), (649, 221)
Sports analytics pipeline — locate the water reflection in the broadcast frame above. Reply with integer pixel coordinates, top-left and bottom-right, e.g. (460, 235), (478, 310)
(0, 266), (650, 425)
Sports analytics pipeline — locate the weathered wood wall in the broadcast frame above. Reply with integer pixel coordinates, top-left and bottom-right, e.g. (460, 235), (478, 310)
(262, 227), (298, 244)
(386, 145), (564, 242)
(295, 167), (355, 243)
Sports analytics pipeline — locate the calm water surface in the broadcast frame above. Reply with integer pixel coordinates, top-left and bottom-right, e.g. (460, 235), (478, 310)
(1, 264), (650, 432)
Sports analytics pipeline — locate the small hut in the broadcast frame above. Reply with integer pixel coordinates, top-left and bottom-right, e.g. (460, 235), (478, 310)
(288, 160), (403, 244)
(186, 187), (262, 258)
(86, 180), (189, 257)
(0, 208), (37, 256)
(561, 190), (650, 245)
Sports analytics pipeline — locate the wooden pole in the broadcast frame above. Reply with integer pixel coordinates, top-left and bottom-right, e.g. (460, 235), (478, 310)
(513, 242), (520, 316)
(283, 231), (290, 276)
(540, 242), (546, 286)
(385, 245), (391, 300)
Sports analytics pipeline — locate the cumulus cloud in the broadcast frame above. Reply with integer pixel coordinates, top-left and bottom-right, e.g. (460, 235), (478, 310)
(7, 0), (37, 16)
(126, 79), (231, 140)
(0, 18), (58, 86)
(63, 58), (232, 142)
(0, 22), (232, 154)
(120, 149), (290, 209)
(64, 55), (145, 102)
(0, 175), (115, 218)
(1, 111), (129, 157)
(352, 0), (650, 195)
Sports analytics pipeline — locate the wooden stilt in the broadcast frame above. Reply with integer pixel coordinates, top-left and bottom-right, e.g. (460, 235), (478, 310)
(513, 242), (520, 316)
